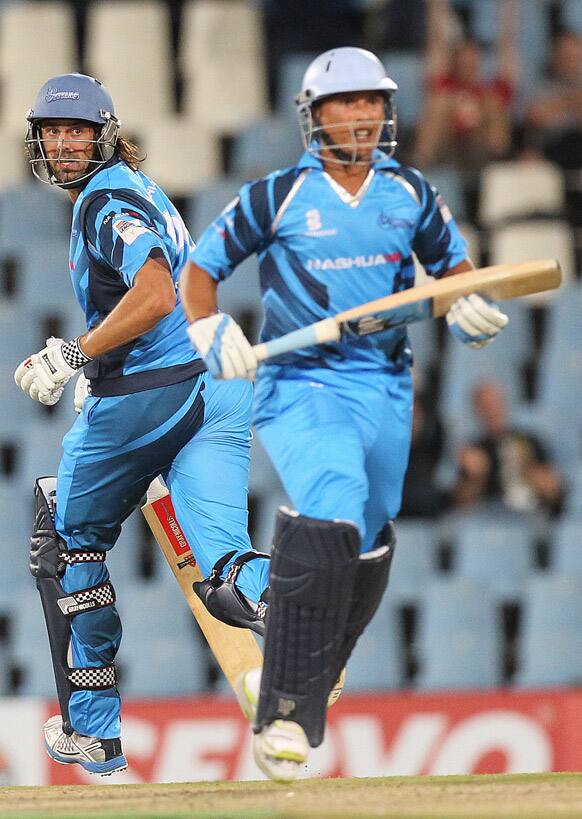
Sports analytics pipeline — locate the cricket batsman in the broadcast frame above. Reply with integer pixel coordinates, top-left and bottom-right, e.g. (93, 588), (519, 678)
(14, 73), (270, 775)
(180, 47), (510, 782)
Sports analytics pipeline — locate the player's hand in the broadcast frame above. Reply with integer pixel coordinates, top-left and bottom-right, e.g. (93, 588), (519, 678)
(187, 313), (258, 380)
(446, 293), (508, 349)
(73, 371), (91, 413)
(14, 336), (91, 404)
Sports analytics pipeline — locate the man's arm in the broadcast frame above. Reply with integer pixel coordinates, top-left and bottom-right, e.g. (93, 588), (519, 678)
(15, 257), (177, 403)
(80, 257), (176, 358)
(179, 262), (219, 323)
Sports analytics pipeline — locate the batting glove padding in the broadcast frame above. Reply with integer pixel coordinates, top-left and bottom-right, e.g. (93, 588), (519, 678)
(14, 336), (91, 405)
(187, 313), (258, 380)
(446, 293), (509, 348)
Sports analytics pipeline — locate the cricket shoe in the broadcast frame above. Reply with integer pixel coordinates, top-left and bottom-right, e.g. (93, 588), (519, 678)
(44, 715), (127, 776)
(252, 719), (309, 784)
(236, 665), (346, 722)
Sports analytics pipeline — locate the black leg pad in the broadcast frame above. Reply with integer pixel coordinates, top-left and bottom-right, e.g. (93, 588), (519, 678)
(330, 522), (396, 689)
(31, 477), (115, 735)
(255, 508), (360, 747)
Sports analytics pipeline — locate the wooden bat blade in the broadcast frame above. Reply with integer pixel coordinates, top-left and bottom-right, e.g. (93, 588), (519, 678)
(253, 259), (561, 361)
(337, 258), (562, 327)
(141, 483), (262, 693)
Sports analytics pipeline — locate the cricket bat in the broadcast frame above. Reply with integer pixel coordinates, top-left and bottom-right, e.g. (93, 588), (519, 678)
(252, 258), (562, 362)
(141, 478), (262, 693)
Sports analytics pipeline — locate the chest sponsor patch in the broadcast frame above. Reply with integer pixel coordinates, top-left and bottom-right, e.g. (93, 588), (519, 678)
(112, 218), (149, 245)
(307, 252), (402, 271)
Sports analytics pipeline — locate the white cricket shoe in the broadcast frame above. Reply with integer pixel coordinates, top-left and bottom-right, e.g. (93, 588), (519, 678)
(252, 719), (309, 784)
(236, 665), (346, 722)
(44, 715), (128, 776)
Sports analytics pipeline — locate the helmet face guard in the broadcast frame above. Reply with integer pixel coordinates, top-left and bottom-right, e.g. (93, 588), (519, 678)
(25, 73), (120, 189)
(297, 93), (397, 165)
(295, 47), (399, 165)
(25, 114), (120, 189)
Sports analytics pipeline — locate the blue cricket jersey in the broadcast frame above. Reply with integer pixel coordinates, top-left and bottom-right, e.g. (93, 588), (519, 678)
(71, 160), (204, 395)
(191, 150), (468, 373)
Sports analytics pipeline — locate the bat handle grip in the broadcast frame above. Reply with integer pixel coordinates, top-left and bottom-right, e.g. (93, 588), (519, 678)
(253, 318), (340, 363)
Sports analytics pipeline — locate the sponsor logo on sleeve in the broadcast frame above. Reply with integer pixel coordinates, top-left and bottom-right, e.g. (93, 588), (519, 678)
(112, 218), (148, 245)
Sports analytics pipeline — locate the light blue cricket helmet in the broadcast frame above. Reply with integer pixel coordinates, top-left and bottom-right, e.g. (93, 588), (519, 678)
(295, 47), (398, 164)
(25, 73), (121, 189)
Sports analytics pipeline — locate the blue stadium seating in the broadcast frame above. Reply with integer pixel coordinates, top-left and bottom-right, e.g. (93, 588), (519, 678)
(515, 574), (582, 687)
(381, 51), (424, 130)
(538, 284), (582, 415)
(276, 53), (317, 122)
(453, 513), (533, 602)
(389, 520), (437, 606)
(10, 590), (55, 697)
(231, 116), (304, 178)
(115, 583), (207, 696)
(415, 577), (500, 690)
(552, 516), (582, 578)
(345, 594), (402, 691)
(0, 183), (70, 252)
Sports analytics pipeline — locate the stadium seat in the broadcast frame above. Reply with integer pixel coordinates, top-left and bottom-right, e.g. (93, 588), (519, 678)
(415, 577), (500, 690)
(427, 166), (466, 222)
(10, 590), (55, 697)
(515, 574), (582, 687)
(140, 117), (221, 196)
(276, 53), (318, 122)
(453, 515), (533, 603)
(439, 297), (531, 426)
(106, 510), (147, 586)
(380, 51), (424, 130)
(0, 2), (76, 131)
(181, 0), (268, 134)
(12, 240), (77, 313)
(537, 283), (582, 414)
(16, 414), (73, 492)
(0, 183), (70, 250)
(389, 520), (437, 606)
(511, 403), (582, 476)
(479, 161), (565, 228)
(0, 129), (34, 187)
(488, 220), (575, 305)
(345, 594), (402, 691)
(552, 516), (582, 578)
(116, 584), (207, 695)
(562, 0), (582, 34)
(563, 465), (582, 517)
(231, 116), (304, 178)
(85, 1), (174, 132)
(0, 481), (36, 585)
(457, 222), (481, 266)
(186, 176), (248, 240)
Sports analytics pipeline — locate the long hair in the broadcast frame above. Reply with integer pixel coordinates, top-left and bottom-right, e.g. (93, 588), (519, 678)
(115, 135), (146, 170)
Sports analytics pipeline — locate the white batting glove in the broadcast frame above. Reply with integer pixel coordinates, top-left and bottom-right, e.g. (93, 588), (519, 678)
(446, 293), (509, 349)
(14, 336), (92, 405)
(187, 313), (258, 380)
(73, 371), (91, 413)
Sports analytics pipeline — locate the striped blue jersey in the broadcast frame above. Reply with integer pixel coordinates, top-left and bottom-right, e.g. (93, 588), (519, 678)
(191, 150), (468, 372)
(70, 161), (201, 395)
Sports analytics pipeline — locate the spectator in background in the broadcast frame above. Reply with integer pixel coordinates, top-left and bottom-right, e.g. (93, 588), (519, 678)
(413, 0), (518, 174)
(523, 30), (582, 172)
(451, 381), (565, 517)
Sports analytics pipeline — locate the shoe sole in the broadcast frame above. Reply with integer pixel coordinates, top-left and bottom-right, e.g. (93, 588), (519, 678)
(45, 743), (128, 776)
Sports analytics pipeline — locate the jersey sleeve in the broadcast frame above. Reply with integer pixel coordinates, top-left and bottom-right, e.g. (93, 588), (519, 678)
(84, 194), (171, 287)
(412, 175), (469, 278)
(190, 177), (275, 281)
